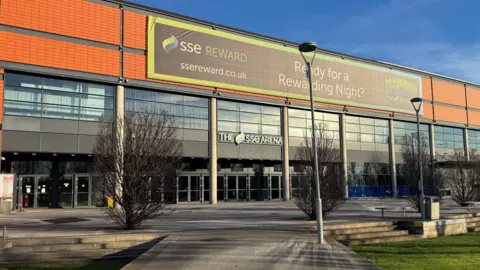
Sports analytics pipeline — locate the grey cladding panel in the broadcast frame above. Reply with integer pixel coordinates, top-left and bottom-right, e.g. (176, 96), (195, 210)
(239, 144), (261, 159)
(40, 118), (79, 134)
(2, 131), (41, 152)
(182, 141), (208, 157)
(262, 145), (282, 160)
(346, 142), (361, 150)
(347, 150), (389, 163)
(289, 146), (300, 160)
(289, 137), (304, 147)
(78, 135), (97, 153)
(41, 133), (78, 153)
(361, 142), (376, 151)
(78, 121), (103, 135)
(183, 129), (208, 142)
(3, 116), (41, 132)
(217, 143), (239, 159)
(347, 150), (363, 163)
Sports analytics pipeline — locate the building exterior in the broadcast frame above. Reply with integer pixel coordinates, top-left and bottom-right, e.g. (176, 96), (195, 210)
(0, 0), (478, 209)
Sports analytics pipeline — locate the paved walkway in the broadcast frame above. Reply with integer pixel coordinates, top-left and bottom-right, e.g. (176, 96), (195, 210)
(122, 230), (380, 270)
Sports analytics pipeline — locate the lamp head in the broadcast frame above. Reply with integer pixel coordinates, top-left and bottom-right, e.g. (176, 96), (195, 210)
(298, 41), (318, 53)
(410, 97), (423, 112)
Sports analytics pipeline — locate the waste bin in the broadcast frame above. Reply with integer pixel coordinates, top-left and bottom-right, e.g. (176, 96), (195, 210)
(425, 196), (440, 220)
(0, 201), (12, 215)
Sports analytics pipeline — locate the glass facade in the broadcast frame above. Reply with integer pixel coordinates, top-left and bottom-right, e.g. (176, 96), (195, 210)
(434, 126), (464, 153)
(288, 109), (340, 144)
(217, 100), (281, 135)
(348, 162), (392, 197)
(4, 73), (114, 121)
(468, 130), (480, 151)
(393, 121), (430, 151)
(345, 116), (389, 145)
(125, 88), (208, 130)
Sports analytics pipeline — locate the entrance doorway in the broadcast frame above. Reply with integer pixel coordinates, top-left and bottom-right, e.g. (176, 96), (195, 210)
(17, 175), (51, 208)
(225, 175), (248, 201)
(177, 174), (205, 203)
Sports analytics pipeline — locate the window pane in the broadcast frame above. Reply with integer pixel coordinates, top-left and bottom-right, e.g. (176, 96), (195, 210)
(218, 100), (239, 111)
(289, 127), (304, 137)
(43, 104), (79, 120)
(346, 124), (359, 132)
(184, 118), (208, 130)
(80, 108), (111, 121)
(375, 135), (388, 144)
(443, 127), (454, 134)
(4, 101), (42, 117)
(218, 110), (238, 121)
(360, 125), (375, 134)
(85, 83), (114, 96)
(323, 121), (339, 131)
(346, 132), (359, 141)
(184, 106), (208, 119)
(240, 103), (261, 113)
(43, 90), (79, 106)
(454, 128), (463, 135)
(375, 126), (388, 135)
(241, 123), (260, 134)
(218, 121), (238, 132)
(262, 106), (280, 115)
(79, 95), (113, 109)
(361, 133), (374, 142)
(43, 78), (79, 92)
(5, 73), (43, 88)
(323, 113), (338, 122)
(262, 125), (280, 135)
(346, 116), (359, 124)
(261, 114), (280, 125)
(5, 86), (42, 102)
(289, 109), (306, 118)
(240, 112), (260, 123)
(394, 121), (406, 129)
(289, 117), (306, 128)
(183, 96), (208, 107)
(360, 117), (374, 125)
(375, 119), (388, 127)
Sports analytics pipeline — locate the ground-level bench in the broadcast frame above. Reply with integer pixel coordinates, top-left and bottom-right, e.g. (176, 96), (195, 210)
(374, 206), (412, 218)
(465, 201), (480, 211)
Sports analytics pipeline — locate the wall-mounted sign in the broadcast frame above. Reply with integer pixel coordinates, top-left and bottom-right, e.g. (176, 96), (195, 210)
(148, 16), (423, 115)
(218, 132), (283, 145)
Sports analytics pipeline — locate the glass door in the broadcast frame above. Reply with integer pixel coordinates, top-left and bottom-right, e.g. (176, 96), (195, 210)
(91, 175), (105, 207)
(178, 176), (188, 202)
(203, 176), (210, 202)
(238, 176), (247, 200)
(76, 175), (91, 207)
(190, 176), (201, 202)
(59, 175), (74, 208)
(36, 175), (51, 208)
(217, 176), (225, 201)
(261, 176), (270, 200)
(227, 176), (236, 200)
(20, 176), (35, 208)
(271, 175), (280, 199)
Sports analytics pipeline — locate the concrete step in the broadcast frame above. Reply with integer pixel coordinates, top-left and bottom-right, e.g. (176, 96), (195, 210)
(324, 221), (395, 231)
(0, 248), (145, 263)
(4, 240), (153, 254)
(467, 221), (480, 228)
(344, 234), (423, 246)
(0, 233), (162, 248)
(445, 213), (475, 219)
(467, 227), (480, 232)
(332, 230), (409, 241)
(324, 225), (396, 236)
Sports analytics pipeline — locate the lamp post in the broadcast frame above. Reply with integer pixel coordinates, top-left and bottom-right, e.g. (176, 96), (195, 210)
(410, 97), (425, 220)
(299, 41), (324, 244)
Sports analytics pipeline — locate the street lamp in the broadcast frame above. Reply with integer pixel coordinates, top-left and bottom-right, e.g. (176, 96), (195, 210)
(410, 97), (425, 220)
(299, 41), (324, 244)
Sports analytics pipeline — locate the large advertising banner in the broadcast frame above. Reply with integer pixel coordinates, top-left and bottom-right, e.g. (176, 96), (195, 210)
(148, 16), (422, 114)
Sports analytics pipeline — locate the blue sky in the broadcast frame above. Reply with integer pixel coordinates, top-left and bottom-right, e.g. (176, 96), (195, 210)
(130, 0), (480, 83)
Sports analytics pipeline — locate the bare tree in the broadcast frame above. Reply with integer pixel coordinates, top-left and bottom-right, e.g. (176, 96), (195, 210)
(295, 123), (345, 219)
(399, 133), (432, 211)
(93, 111), (182, 229)
(444, 149), (480, 205)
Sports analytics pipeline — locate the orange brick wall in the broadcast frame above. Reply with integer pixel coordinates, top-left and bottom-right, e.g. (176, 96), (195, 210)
(435, 105), (467, 124)
(0, 31), (120, 76)
(466, 87), (480, 109)
(0, 0), (120, 45)
(124, 11), (147, 50)
(468, 110), (480, 127)
(422, 77), (433, 100)
(124, 52), (146, 80)
(432, 79), (466, 107)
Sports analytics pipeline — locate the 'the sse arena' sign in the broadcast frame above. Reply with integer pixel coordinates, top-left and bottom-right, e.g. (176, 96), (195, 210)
(148, 16), (423, 114)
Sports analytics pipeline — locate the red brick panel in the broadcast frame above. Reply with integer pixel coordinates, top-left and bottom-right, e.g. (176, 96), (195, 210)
(422, 77), (432, 101)
(432, 79), (466, 107)
(0, 31), (120, 76)
(124, 52), (146, 80)
(124, 11), (147, 50)
(466, 87), (480, 109)
(434, 105), (467, 124)
(0, 0), (120, 45)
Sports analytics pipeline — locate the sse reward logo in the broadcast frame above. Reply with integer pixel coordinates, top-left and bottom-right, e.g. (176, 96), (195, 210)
(162, 35), (178, 52)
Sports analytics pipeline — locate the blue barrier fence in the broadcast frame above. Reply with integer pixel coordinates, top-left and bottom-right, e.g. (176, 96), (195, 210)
(350, 186), (435, 198)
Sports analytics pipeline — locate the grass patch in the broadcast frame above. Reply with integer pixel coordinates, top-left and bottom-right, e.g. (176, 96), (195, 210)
(351, 231), (480, 270)
(0, 259), (132, 270)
